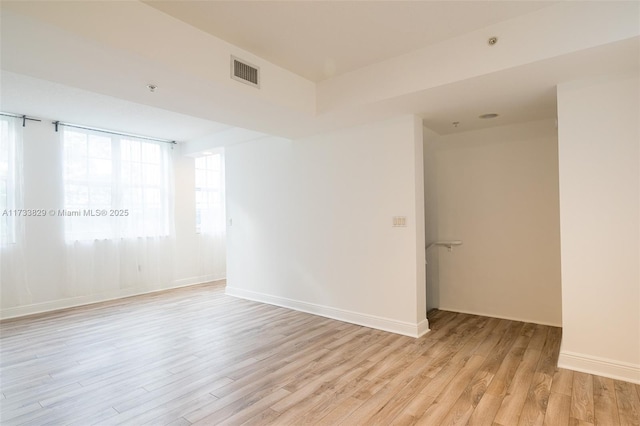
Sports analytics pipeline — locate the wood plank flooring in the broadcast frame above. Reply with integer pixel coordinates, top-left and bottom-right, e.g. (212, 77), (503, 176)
(1, 282), (638, 425)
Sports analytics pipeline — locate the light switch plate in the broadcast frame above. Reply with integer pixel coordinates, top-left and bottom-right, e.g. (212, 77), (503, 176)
(392, 216), (407, 227)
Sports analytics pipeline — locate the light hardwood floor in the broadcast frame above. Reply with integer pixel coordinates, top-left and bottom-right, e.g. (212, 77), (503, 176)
(1, 282), (639, 425)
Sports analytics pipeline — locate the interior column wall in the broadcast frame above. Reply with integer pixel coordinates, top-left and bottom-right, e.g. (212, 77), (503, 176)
(557, 73), (640, 383)
(225, 115), (428, 336)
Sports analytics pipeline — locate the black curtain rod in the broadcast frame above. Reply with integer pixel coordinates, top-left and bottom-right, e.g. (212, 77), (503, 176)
(52, 121), (177, 145)
(0, 112), (42, 127)
(1, 112), (177, 144)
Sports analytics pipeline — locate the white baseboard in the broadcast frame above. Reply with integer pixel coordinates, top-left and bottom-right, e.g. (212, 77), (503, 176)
(558, 351), (640, 384)
(172, 275), (222, 288)
(437, 305), (562, 327)
(225, 286), (430, 338)
(0, 275), (224, 320)
(416, 318), (430, 337)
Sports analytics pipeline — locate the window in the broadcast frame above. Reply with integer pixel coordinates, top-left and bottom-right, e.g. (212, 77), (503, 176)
(120, 139), (168, 238)
(62, 128), (171, 241)
(0, 117), (20, 244)
(195, 153), (224, 234)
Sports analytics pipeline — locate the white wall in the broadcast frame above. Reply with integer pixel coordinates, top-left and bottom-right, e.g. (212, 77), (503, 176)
(0, 119), (225, 318)
(557, 74), (640, 383)
(424, 120), (562, 326)
(225, 115), (428, 337)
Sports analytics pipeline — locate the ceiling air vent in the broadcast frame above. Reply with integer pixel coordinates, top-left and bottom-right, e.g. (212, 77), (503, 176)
(231, 56), (260, 88)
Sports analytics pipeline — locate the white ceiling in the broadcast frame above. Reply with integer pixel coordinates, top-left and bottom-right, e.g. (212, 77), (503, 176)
(0, 72), (233, 142)
(144, 1), (556, 82)
(0, 1), (638, 143)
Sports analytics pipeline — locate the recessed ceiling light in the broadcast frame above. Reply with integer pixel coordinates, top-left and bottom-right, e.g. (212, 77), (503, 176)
(488, 37), (498, 46)
(479, 113), (499, 119)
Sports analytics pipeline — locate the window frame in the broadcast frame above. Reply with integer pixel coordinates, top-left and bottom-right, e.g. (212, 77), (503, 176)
(62, 127), (172, 242)
(194, 152), (224, 235)
(0, 117), (19, 245)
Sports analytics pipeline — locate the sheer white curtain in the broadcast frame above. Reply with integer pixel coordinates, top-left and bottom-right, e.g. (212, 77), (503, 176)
(62, 127), (175, 298)
(0, 116), (31, 308)
(195, 152), (226, 278)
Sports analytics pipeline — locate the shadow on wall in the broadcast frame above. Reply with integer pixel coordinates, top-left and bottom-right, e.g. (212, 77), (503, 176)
(426, 250), (440, 312)
(424, 126), (441, 313)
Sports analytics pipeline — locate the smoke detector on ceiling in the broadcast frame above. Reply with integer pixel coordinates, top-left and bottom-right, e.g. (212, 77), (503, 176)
(231, 56), (260, 88)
